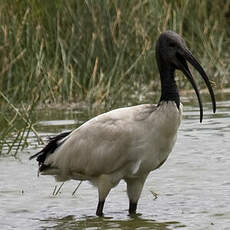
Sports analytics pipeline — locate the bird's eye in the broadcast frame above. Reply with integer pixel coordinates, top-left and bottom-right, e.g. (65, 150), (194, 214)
(169, 43), (176, 48)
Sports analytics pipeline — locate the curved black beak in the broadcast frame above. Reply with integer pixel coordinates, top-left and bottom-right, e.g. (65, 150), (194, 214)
(176, 49), (216, 123)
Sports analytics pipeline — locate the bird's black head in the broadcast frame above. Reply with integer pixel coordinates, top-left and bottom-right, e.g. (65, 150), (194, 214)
(156, 31), (216, 122)
(156, 31), (187, 69)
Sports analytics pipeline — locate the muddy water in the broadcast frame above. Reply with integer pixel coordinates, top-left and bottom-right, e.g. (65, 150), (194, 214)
(1, 98), (230, 230)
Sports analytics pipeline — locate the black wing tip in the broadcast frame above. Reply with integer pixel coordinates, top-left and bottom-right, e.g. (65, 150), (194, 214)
(29, 131), (72, 163)
(29, 151), (42, 160)
(39, 163), (50, 172)
(29, 155), (34, 160)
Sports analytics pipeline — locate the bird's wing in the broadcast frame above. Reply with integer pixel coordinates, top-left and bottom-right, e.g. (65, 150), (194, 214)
(46, 104), (157, 177)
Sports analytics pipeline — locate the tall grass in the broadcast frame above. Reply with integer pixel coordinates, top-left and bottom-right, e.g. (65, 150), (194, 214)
(1, 0), (230, 104)
(0, 91), (43, 155)
(1, 0), (230, 155)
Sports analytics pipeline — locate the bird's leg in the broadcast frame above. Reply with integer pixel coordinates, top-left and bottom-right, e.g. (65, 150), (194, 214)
(96, 200), (105, 217)
(129, 201), (137, 215)
(125, 174), (148, 215)
(95, 175), (113, 217)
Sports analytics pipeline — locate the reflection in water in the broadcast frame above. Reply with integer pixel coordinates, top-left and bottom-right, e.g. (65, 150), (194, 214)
(41, 215), (183, 230)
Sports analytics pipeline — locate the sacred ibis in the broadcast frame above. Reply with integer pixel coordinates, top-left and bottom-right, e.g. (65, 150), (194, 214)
(30, 31), (216, 216)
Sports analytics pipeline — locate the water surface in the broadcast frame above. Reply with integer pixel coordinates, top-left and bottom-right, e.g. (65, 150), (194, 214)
(1, 98), (230, 229)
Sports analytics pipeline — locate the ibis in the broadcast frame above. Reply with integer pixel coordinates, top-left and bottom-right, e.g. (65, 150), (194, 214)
(30, 31), (216, 216)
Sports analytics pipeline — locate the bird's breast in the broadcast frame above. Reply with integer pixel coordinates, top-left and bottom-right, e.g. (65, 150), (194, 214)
(131, 101), (183, 175)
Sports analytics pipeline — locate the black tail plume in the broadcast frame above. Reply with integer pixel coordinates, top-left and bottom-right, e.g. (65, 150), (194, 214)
(29, 131), (72, 169)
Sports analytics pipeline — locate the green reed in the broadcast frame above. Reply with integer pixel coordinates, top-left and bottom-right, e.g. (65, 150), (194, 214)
(1, 0), (230, 155)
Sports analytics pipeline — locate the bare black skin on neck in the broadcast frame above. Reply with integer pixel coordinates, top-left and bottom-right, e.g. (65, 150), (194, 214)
(158, 65), (180, 109)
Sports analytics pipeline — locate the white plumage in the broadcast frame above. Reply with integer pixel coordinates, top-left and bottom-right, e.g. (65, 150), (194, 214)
(44, 102), (182, 182)
(30, 31), (216, 216)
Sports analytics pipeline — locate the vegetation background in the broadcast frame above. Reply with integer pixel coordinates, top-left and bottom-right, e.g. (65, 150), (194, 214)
(1, 0), (230, 154)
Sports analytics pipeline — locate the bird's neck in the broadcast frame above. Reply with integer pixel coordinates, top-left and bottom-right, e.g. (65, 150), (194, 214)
(158, 66), (180, 109)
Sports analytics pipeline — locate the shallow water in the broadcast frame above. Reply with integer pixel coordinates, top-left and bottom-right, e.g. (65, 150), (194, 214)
(1, 98), (230, 230)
